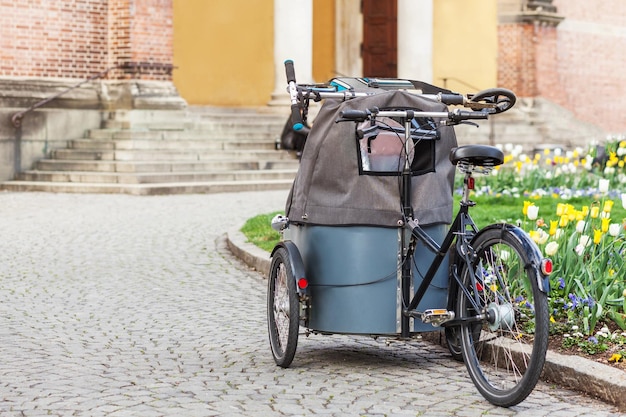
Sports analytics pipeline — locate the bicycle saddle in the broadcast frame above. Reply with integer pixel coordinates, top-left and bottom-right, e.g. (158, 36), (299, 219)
(449, 145), (504, 167)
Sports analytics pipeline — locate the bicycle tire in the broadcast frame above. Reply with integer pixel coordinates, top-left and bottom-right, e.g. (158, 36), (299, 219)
(457, 226), (549, 407)
(267, 247), (299, 367)
(446, 248), (481, 362)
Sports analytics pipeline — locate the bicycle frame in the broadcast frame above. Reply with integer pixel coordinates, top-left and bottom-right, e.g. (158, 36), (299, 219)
(393, 115), (489, 338)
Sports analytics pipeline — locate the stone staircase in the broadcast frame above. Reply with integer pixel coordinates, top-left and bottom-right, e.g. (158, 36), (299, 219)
(0, 98), (606, 195)
(454, 98), (605, 151)
(0, 107), (299, 195)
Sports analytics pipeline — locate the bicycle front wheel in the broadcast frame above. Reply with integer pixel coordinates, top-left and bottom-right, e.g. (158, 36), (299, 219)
(457, 226), (549, 407)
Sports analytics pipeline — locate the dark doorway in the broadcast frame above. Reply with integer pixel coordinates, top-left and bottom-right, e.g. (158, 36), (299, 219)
(362, 0), (397, 78)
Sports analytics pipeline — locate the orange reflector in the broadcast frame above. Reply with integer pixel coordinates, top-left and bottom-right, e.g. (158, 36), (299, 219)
(298, 278), (308, 289)
(541, 259), (553, 275)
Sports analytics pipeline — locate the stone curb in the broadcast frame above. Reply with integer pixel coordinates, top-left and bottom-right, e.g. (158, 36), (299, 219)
(226, 226), (626, 411)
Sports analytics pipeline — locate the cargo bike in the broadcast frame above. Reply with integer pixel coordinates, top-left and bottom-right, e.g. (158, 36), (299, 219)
(267, 60), (553, 407)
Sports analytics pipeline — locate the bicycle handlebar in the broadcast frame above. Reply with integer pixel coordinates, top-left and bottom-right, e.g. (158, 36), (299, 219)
(284, 59), (517, 126)
(339, 108), (488, 125)
(284, 60), (304, 130)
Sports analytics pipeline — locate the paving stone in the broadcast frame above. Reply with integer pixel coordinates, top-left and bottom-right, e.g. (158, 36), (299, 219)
(0, 191), (622, 416)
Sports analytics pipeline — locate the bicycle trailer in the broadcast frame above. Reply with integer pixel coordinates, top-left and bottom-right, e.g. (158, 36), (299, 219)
(278, 78), (458, 335)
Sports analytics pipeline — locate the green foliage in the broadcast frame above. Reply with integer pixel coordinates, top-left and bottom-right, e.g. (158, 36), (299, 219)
(242, 136), (626, 339)
(240, 211), (282, 252)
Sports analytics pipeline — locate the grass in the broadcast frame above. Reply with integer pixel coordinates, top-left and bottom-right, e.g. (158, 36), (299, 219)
(241, 194), (626, 251)
(240, 210), (282, 252)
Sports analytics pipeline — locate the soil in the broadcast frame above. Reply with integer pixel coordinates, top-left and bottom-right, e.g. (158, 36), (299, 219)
(547, 333), (626, 372)
(422, 329), (626, 372)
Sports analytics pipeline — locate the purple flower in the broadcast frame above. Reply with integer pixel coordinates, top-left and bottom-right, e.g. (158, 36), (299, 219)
(588, 336), (598, 344)
(558, 277), (566, 290)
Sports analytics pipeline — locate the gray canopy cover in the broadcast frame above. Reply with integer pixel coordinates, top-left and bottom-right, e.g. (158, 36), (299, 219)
(286, 89), (458, 227)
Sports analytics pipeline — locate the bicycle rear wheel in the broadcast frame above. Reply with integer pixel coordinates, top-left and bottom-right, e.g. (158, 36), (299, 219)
(267, 247), (299, 367)
(457, 226), (549, 407)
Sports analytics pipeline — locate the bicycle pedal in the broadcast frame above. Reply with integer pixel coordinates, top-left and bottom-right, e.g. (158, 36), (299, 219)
(420, 309), (455, 326)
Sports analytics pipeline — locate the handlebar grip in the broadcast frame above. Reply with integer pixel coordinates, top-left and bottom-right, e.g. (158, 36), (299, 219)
(339, 109), (369, 122)
(449, 110), (489, 122)
(285, 59), (296, 83)
(439, 93), (465, 106)
(290, 103), (304, 131)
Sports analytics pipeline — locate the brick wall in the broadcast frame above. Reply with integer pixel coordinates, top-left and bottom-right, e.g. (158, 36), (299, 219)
(0, 0), (173, 81)
(498, 23), (536, 97)
(548, 0), (626, 133)
(0, 1), (108, 78)
(498, 0), (626, 133)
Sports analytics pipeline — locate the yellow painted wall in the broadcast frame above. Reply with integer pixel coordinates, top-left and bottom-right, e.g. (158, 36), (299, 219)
(433, 0), (498, 94)
(173, 0), (274, 106)
(313, 0), (335, 82)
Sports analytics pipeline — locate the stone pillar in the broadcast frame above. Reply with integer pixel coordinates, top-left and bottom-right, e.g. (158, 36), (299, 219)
(498, 0), (564, 97)
(104, 0), (186, 111)
(335, 0), (362, 78)
(397, 0), (433, 82)
(270, 0), (313, 105)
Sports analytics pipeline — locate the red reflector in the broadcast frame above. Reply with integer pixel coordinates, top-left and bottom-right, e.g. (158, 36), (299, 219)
(297, 278), (308, 289)
(541, 259), (553, 275)
(476, 282), (483, 292)
(468, 177), (475, 190)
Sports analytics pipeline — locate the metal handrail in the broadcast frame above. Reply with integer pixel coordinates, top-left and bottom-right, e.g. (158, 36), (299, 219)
(10, 65), (119, 128)
(440, 77), (482, 93)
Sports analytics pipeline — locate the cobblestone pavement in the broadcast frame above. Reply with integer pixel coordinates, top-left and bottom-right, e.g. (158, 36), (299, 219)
(0, 191), (621, 417)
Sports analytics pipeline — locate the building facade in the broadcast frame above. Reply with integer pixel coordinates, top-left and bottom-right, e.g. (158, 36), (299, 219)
(0, 0), (625, 181)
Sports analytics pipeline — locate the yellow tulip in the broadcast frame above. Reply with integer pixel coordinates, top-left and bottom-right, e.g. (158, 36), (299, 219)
(559, 215), (569, 227)
(590, 206), (600, 218)
(593, 229), (603, 245)
(601, 217), (610, 233)
(549, 220), (558, 236)
(603, 200), (614, 213)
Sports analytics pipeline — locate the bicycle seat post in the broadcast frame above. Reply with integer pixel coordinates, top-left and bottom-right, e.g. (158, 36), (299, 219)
(461, 170), (475, 206)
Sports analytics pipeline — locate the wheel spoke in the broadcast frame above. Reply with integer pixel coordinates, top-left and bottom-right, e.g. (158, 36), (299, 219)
(458, 229), (548, 407)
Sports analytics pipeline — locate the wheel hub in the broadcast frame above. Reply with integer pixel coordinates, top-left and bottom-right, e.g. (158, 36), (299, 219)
(487, 302), (515, 331)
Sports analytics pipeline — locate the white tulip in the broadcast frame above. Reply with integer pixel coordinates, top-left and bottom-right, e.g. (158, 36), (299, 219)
(579, 235), (591, 247)
(599, 178), (610, 194)
(545, 241), (559, 256)
(609, 223), (621, 237)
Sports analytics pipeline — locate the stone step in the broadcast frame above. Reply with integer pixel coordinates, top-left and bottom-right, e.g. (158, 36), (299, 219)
(86, 128), (281, 141)
(0, 179), (295, 195)
(35, 158), (300, 173)
(0, 106), (299, 195)
(16, 169), (297, 184)
(69, 138), (278, 151)
(51, 148), (294, 162)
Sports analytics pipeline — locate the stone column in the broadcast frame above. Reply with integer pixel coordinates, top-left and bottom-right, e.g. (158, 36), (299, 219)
(270, 0), (313, 105)
(334, 0), (362, 78)
(397, 0), (433, 83)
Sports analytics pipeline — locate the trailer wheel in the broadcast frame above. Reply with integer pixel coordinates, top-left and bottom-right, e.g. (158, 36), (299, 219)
(267, 247), (299, 367)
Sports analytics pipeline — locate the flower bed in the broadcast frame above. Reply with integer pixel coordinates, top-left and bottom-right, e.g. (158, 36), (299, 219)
(473, 137), (626, 363)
